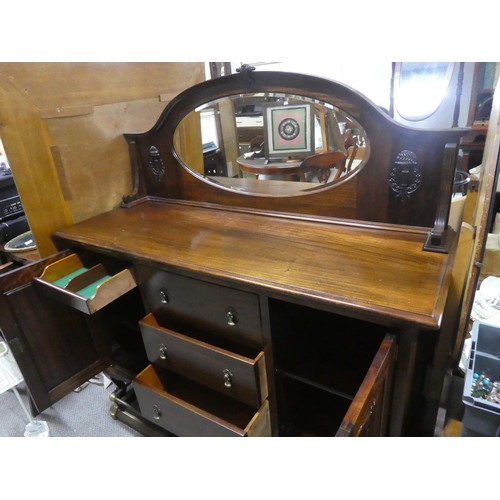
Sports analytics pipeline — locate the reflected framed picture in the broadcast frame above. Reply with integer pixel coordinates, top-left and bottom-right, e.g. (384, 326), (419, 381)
(263, 101), (315, 159)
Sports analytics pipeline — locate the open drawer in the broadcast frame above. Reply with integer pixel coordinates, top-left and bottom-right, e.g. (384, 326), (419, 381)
(139, 313), (267, 408)
(33, 252), (137, 314)
(133, 364), (271, 437)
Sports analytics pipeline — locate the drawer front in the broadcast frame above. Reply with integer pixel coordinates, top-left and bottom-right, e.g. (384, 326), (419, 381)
(33, 253), (137, 314)
(139, 313), (267, 408)
(136, 265), (262, 346)
(133, 365), (271, 437)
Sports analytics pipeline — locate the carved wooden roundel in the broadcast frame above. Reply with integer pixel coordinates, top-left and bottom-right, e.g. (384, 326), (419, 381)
(149, 146), (165, 181)
(389, 150), (422, 202)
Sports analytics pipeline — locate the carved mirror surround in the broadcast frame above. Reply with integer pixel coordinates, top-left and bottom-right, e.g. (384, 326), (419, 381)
(123, 67), (467, 245)
(173, 92), (369, 197)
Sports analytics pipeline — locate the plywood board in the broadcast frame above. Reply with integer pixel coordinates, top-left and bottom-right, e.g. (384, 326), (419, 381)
(46, 97), (170, 223)
(0, 62), (205, 111)
(0, 62), (205, 256)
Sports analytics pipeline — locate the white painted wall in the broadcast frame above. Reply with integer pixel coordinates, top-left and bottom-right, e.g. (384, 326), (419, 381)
(252, 61), (393, 112)
(393, 62), (475, 129)
(228, 61), (475, 129)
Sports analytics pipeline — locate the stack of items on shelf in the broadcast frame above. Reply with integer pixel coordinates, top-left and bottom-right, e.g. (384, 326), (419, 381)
(460, 227), (500, 375)
(471, 274), (500, 326)
(462, 322), (500, 436)
(0, 154), (29, 247)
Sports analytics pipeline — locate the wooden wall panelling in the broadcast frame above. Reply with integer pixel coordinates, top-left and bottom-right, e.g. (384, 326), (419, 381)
(0, 63), (205, 112)
(180, 165), (359, 218)
(0, 74), (73, 257)
(46, 98), (172, 223)
(0, 63), (206, 257)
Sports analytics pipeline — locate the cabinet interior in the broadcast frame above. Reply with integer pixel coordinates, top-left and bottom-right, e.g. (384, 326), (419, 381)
(94, 287), (150, 380)
(268, 298), (392, 436)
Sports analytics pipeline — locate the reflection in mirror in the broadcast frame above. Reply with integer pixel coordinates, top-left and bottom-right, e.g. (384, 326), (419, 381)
(395, 62), (455, 121)
(173, 93), (368, 197)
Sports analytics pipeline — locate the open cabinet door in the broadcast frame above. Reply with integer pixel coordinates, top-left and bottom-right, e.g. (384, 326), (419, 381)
(454, 81), (500, 364)
(0, 252), (112, 414)
(336, 334), (397, 437)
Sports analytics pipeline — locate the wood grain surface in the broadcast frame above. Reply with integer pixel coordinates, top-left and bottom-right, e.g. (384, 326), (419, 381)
(0, 62), (205, 256)
(53, 199), (454, 329)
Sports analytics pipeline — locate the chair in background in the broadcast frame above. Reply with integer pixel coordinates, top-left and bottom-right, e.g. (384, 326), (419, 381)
(249, 135), (265, 154)
(298, 151), (347, 183)
(343, 134), (359, 174)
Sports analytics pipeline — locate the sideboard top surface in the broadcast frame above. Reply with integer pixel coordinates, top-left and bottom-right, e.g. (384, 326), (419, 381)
(52, 199), (454, 329)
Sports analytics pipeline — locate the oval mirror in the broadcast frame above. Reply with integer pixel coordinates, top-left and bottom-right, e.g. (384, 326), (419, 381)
(395, 62), (455, 121)
(173, 93), (369, 197)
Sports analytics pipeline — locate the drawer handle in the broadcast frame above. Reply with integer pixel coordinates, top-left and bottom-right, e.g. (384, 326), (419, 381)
(223, 369), (233, 388)
(159, 343), (167, 360)
(160, 288), (169, 304)
(153, 405), (162, 420)
(226, 307), (237, 326)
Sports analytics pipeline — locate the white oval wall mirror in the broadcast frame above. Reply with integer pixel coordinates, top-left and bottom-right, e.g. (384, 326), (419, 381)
(394, 62), (455, 121)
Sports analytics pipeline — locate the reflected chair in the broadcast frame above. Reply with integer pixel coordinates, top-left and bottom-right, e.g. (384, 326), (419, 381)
(298, 151), (347, 183)
(343, 134), (359, 174)
(249, 135), (265, 153)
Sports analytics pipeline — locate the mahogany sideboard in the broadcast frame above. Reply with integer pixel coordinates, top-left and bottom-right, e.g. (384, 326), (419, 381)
(0, 67), (470, 436)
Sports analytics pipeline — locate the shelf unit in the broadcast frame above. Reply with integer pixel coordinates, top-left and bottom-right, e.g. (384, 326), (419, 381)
(269, 298), (394, 436)
(468, 63), (500, 127)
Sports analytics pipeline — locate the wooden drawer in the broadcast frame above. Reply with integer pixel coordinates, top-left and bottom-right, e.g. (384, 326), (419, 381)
(135, 265), (262, 346)
(133, 365), (271, 437)
(139, 313), (267, 408)
(33, 253), (137, 315)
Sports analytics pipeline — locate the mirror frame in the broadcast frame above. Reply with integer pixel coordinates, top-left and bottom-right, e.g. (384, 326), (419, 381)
(122, 66), (467, 250)
(124, 66), (388, 203)
(173, 92), (369, 197)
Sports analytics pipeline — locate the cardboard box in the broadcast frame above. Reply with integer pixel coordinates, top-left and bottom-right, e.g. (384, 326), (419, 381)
(482, 233), (500, 278)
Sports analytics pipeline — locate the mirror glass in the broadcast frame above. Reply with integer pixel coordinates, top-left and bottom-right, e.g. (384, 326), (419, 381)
(173, 93), (368, 197)
(395, 62), (455, 121)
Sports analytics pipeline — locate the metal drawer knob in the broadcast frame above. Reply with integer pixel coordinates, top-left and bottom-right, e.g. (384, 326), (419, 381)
(160, 288), (169, 304)
(153, 405), (162, 420)
(226, 307), (237, 326)
(159, 343), (167, 360)
(223, 369), (233, 388)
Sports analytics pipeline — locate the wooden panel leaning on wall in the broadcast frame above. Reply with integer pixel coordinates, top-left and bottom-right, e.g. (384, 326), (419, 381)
(0, 62), (206, 257)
